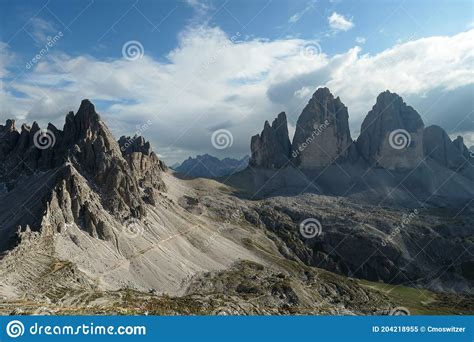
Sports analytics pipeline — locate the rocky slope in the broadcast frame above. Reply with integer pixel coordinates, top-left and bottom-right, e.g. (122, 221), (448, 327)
(0, 101), (262, 298)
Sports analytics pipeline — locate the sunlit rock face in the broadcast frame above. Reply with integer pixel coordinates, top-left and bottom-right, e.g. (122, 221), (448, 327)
(291, 87), (353, 169)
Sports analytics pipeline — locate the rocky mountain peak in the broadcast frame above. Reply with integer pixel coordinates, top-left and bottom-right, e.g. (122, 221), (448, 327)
(452, 136), (470, 158)
(249, 111), (291, 168)
(63, 99), (115, 150)
(356, 90), (425, 169)
(0, 100), (168, 249)
(422, 125), (474, 176)
(4, 119), (16, 131)
(311, 87), (333, 101)
(292, 87), (353, 168)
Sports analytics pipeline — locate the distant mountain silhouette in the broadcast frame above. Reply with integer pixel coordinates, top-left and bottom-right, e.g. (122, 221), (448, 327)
(175, 154), (249, 178)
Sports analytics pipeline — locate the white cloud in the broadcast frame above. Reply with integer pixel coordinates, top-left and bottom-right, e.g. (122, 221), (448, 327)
(355, 36), (366, 44)
(26, 17), (58, 44)
(288, 1), (316, 23)
(0, 28), (473, 164)
(460, 132), (474, 148)
(185, 0), (212, 18)
(328, 12), (354, 32)
(0, 42), (13, 78)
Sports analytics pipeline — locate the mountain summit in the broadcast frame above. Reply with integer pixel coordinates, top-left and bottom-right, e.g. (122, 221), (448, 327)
(292, 87), (353, 168)
(249, 112), (291, 168)
(356, 90), (425, 169)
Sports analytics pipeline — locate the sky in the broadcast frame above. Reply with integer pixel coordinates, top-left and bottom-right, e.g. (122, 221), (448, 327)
(0, 0), (473, 164)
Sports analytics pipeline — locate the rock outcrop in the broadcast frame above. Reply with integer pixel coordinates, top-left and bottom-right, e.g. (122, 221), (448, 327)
(423, 125), (467, 170)
(249, 112), (291, 168)
(356, 90), (424, 169)
(291, 88), (353, 168)
(118, 135), (167, 202)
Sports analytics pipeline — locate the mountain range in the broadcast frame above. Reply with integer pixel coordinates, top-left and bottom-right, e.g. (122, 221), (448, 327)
(175, 154), (249, 178)
(232, 88), (474, 206)
(0, 89), (472, 315)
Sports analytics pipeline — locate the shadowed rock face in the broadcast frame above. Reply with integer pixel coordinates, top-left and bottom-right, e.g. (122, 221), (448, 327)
(249, 112), (291, 168)
(423, 125), (467, 170)
(118, 135), (152, 155)
(292, 87), (353, 168)
(356, 90), (425, 170)
(453, 136), (471, 159)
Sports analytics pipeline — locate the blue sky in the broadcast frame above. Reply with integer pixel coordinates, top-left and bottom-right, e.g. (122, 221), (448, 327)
(0, 0), (473, 163)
